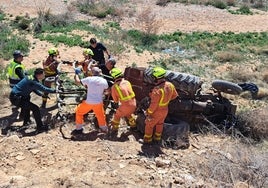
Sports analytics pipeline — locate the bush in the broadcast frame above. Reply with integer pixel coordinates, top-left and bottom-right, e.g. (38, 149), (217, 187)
(76, 0), (118, 18)
(214, 51), (243, 63)
(12, 15), (32, 31)
(0, 26), (30, 60)
(237, 107), (268, 141)
(206, 0), (227, 9)
(33, 7), (75, 34)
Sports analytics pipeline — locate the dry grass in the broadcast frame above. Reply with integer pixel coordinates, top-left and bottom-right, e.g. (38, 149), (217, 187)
(228, 68), (257, 83)
(263, 71), (268, 83)
(0, 82), (9, 105)
(214, 51), (243, 63)
(135, 8), (161, 35)
(192, 140), (268, 187)
(237, 106), (268, 141)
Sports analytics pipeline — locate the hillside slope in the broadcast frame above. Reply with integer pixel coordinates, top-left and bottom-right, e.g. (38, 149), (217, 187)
(0, 0), (267, 187)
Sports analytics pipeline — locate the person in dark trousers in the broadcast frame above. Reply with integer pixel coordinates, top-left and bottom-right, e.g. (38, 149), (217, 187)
(98, 58), (116, 110)
(9, 68), (57, 133)
(98, 57), (116, 87)
(89, 38), (111, 66)
(7, 50), (27, 120)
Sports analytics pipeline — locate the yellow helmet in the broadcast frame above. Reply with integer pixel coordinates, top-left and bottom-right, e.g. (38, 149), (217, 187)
(152, 67), (166, 79)
(48, 48), (59, 55)
(83, 49), (94, 56)
(110, 68), (123, 79)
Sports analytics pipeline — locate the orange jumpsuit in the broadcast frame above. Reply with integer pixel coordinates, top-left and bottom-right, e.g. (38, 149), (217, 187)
(144, 81), (178, 143)
(111, 79), (136, 130)
(42, 56), (60, 106)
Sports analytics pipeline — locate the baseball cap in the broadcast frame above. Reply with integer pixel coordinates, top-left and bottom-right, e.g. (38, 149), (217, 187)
(107, 57), (116, 66)
(13, 50), (24, 58)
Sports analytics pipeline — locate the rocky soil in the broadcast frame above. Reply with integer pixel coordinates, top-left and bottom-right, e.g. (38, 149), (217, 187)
(0, 0), (267, 187)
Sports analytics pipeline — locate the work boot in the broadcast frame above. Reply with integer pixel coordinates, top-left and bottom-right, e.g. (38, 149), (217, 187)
(71, 128), (83, 136)
(23, 119), (33, 127)
(139, 134), (153, 145)
(138, 138), (152, 145)
(99, 126), (108, 134)
(36, 124), (49, 133)
(129, 126), (138, 132)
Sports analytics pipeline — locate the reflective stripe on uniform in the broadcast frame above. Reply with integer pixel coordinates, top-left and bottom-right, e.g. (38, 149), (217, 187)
(159, 84), (175, 107)
(144, 134), (152, 142)
(114, 82), (135, 101)
(154, 132), (162, 140)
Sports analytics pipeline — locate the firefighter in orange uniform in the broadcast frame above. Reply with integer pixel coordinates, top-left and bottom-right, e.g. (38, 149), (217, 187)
(110, 68), (136, 134)
(143, 67), (178, 144)
(74, 48), (97, 78)
(41, 47), (61, 108)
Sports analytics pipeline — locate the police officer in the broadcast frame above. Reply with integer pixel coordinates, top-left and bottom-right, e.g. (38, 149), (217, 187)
(7, 50), (26, 88)
(9, 68), (57, 133)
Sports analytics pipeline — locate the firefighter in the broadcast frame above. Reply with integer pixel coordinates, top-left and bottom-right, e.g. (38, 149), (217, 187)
(110, 68), (136, 135)
(74, 48), (97, 78)
(7, 50), (26, 88)
(41, 47), (61, 108)
(142, 67), (178, 144)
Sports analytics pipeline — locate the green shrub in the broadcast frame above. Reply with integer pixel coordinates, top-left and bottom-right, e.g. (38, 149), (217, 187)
(36, 33), (83, 47)
(33, 9), (75, 34)
(238, 5), (253, 15)
(0, 11), (5, 21)
(0, 26), (30, 60)
(206, 0), (227, 9)
(12, 16), (32, 31)
(76, 0), (118, 18)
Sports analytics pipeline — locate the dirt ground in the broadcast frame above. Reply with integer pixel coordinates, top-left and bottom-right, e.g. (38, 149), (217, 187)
(0, 0), (268, 187)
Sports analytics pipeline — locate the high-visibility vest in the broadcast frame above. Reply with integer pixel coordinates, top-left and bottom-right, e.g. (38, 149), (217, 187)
(114, 80), (135, 102)
(7, 60), (25, 87)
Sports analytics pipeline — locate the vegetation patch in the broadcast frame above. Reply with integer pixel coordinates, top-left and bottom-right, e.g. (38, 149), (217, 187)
(237, 107), (268, 141)
(0, 25), (30, 60)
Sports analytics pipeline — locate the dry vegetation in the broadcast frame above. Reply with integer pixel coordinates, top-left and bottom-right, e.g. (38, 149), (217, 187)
(0, 0), (268, 187)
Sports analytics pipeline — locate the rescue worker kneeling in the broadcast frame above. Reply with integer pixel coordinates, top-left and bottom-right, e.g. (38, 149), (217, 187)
(142, 67), (178, 144)
(110, 68), (137, 135)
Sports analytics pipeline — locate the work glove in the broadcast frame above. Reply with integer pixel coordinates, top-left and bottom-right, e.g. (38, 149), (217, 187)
(75, 67), (82, 75)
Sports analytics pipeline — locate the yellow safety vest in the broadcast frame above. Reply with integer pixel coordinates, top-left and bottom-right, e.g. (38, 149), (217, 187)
(7, 60), (25, 87)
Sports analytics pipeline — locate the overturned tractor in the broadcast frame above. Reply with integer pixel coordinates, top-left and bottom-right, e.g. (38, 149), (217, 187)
(124, 67), (242, 148)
